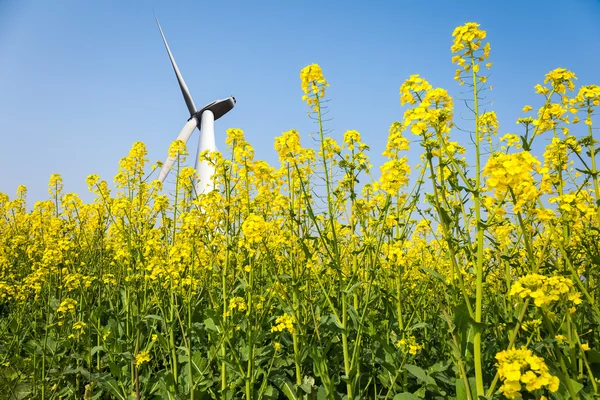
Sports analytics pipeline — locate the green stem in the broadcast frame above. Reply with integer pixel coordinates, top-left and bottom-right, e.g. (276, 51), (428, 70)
(342, 293), (353, 399)
(471, 52), (485, 397)
(542, 313), (579, 400)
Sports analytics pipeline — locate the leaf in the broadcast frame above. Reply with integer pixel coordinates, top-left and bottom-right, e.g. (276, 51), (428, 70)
(420, 267), (446, 284)
(393, 393), (420, 400)
(317, 385), (328, 400)
(403, 364), (435, 386)
(455, 378), (468, 400)
(427, 360), (450, 374)
(10, 383), (33, 400)
(273, 376), (298, 400)
(587, 349), (600, 364)
(108, 362), (122, 379)
(142, 314), (165, 323)
(320, 313), (344, 334)
(98, 378), (126, 400)
(455, 377), (477, 400)
(408, 322), (429, 331)
(299, 375), (315, 394)
(262, 385), (279, 399)
(204, 317), (219, 333)
(90, 345), (105, 357)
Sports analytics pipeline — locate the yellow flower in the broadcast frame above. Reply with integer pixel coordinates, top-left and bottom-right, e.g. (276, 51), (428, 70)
(395, 336), (423, 356)
(496, 347), (559, 399)
(451, 22), (490, 85)
(72, 321), (87, 334)
(48, 174), (64, 199)
(228, 296), (247, 313)
(379, 159), (411, 196)
(555, 334), (567, 344)
(300, 64), (329, 111)
(272, 314), (295, 334)
(483, 151), (540, 212)
(57, 298), (78, 315)
(135, 351), (151, 368)
(242, 214), (267, 244)
(510, 274), (581, 308)
(168, 139), (188, 159)
(543, 68), (577, 95)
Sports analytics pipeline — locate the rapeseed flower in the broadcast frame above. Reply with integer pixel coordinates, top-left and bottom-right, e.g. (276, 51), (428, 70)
(135, 351), (151, 368)
(495, 347), (559, 399)
(510, 274), (582, 308)
(300, 64), (328, 111)
(272, 314), (295, 334)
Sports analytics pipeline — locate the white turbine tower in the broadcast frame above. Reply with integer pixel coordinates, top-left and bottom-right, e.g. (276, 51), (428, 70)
(155, 17), (235, 195)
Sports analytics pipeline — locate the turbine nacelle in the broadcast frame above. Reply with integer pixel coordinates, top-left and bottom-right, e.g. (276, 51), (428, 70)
(193, 96), (236, 122)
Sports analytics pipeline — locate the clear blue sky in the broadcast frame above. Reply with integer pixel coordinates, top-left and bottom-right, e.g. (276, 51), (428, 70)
(1, 0), (599, 203)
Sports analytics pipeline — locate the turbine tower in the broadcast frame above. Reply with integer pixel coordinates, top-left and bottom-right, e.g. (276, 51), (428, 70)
(155, 17), (235, 195)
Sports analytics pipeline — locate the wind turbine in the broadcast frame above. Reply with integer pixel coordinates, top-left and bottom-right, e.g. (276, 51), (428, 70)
(155, 17), (235, 195)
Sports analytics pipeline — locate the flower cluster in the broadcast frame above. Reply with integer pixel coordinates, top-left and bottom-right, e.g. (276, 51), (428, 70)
(57, 298), (78, 314)
(548, 191), (596, 219)
(72, 321), (87, 334)
(543, 68), (577, 95)
(271, 313), (295, 334)
(534, 102), (569, 134)
(274, 129), (315, 166)
(135, 351), (151, 368)
(300, 63), (329, 111)
(395, 336), (423, 356)
(479, 111), (499, 140)
(242, 214), (267, 244)
(510, 274), (582, 308)
(571, 84), (600, 126)
(379, 159), (411, 196)
(400, 75), (454, 141)
(400, 74), (432, 106)
(483, 151), (540, 212)
(228, 296), (248, 313)
(495, 347), (559, 399)
(383, 122), (410, 158)
(451, 22), (491, 85)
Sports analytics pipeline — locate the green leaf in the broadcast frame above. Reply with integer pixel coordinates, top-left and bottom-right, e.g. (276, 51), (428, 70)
(263, 385), (279, 399)
(393, 393), (420, 400)
(142, 314), (165, 323)
(320, 313), (344, 333)
(455, 378), (477, 400)
(587, 349), (600, 364)
(204, 317), (219, 333)
(108, 362), (122, 379)
(404, 364), (435, 386)
(10, 383), (33, 400)
(408, 322), (429, 331)
(273, 376), (298, 400)
(317, 385), (328, 400)
(90, 345), (105, 357)
(420, 267), (446, 285)
(300, 375), (314, 394)
(98, 378), (126, 400)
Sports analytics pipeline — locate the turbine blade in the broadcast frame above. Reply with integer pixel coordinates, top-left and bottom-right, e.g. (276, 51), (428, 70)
(155, 16), (197, 116)
(157, 117), (199, 183)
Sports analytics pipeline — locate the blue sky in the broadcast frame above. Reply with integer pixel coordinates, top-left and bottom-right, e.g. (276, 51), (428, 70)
(0, 0), (599, 203)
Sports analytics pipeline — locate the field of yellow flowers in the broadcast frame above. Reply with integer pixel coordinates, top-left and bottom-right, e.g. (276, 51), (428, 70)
(1, 22), (599, 400)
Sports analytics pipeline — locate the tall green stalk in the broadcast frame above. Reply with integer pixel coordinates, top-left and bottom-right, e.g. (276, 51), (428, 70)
(470, 53), (485, 397)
